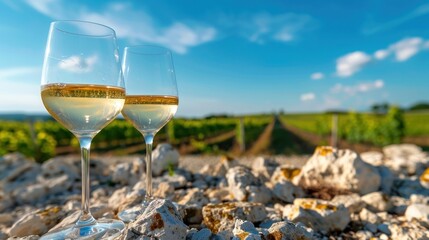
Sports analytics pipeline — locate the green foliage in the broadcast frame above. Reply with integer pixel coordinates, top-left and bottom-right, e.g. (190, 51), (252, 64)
(409, 102), (429, 111)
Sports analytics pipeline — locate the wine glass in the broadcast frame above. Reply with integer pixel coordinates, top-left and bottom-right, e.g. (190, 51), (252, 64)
(40, 20), (125, 239)
(118, 45), (179, 222)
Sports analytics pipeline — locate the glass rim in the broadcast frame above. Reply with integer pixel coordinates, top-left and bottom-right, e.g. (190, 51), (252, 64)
(124, 45), (172, 55)
(51, 20), (116, 38)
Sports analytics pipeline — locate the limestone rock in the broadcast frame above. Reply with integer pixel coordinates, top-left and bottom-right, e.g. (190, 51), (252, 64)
(271, 165), (301, 185)
(383, 144), (429, 176)
(111, 161), (140, 186)
(410, 194), (429, 204)
(13, 183), (47, 205)
(359, 208), (381, 224)
(0, 193), (13, 212)
(152, 143), (180, 177)
(202, 202), (267, 234)
(360, 151), (384, 166)
(226, 166), (271, 203)
(252, 157), (278, 181)
(9, 206), (65, 237)
(331, 193), (365, 214)
(283, 198), (350, 234)
(405, 204), (429, 225)
(266, 221), (313, 240)
(178, 188), (209, 224)
(232, 219), (260, 240)
(128, 199), (187, 240)
(272, 180), (305, 203)
(296, 146), (381, 195)
(108, 186), (145, 213)
(361, 192), (392, 213)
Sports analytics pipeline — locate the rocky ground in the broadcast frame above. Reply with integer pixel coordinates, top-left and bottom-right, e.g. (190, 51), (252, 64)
(1, 143), (429, 239)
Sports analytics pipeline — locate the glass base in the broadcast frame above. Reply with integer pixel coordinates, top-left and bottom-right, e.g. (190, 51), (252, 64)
(40, 219), (125, 240)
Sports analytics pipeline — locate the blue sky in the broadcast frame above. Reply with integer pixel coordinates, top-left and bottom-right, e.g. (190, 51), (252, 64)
(1, 0), (429, 117)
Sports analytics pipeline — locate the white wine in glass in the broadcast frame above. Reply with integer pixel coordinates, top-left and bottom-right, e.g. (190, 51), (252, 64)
(119, 45), (178, 222)
(40, 21), (125, 239)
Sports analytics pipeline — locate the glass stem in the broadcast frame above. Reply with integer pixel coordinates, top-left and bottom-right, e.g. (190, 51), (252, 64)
(77, 136), (96, 226)
(143, 133), (154, 201)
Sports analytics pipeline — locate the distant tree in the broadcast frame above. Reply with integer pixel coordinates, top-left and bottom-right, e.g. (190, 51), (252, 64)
(371, 102), (389, 114)
(409, 102), (429, 111)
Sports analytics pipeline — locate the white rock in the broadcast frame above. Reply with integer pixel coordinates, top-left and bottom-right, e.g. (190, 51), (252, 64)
(232, 219), (261, 240)
(9, 206), (65, 237)
(390, 221), (429, 239)
(111, 161), (140, 186)
(13, 183), (47, 204)
(410, 194), (429, 204)
(361, 192), (392, 213)
(151, 143), (180, 177)
(355, 230), (373, 239)
(360, 151), (384, 166)
(153, 182), (175, 199)
(252, 157), (278, 181)
(405, 203), (429, 224)
(272, 180), (305, 203)
(202, 202), (267, 234)
(108, 186), (145, 213)
(271, 165), (302, 185)
(284, 198), (350, 234)
(0, 213), (14, 226)
(383, 144), (429, 176)
(296, 147), (381, 195)
(359, 208), (380, 224)
(178, 188), (209, 224)
(226, 166), (271, 203)
(331, 193), (365, 214)
(129, 199), (187, 240)
(266, 221), (313, 240)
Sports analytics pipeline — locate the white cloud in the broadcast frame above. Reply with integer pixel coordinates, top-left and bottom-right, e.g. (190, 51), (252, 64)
(390, 37), (424, 61)
(336, 51), (372, 77)
(24, 1), (216, 54)
(226, 12), (317, 44)
(374, 49), (389, 60)
(373, 37), (427, 62)
(300, 92), (315, 101)
(58, 55), (98, 73)
(310, 72), (324, 80)
(331, 79), (384, 95)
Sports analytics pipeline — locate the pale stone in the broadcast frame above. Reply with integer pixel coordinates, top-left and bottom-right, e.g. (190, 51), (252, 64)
(232, 219), (260, 240)
(202, 202), (267, 234)
(178, 188), (209, 224)
(383, 144), (429, 176)
(252, 157), (278, 181)
(360, 151), (384, 166)
(355, 230), (373, 239)
(331, 193), (365, 214)
(405, 204), (429, 224)
(296, 147), (381, 195)
(128, 199), (187, 240)
(410, 194), (429, 204)
(152, 143), (180, 177)
(153, 182), (175, 199)
(111, 161), (140, 186)
(0, 213), (14, 226)
(9, 206), (65, 237)
(272, 180), (305, 203)
(226, 166), (271, 203)
(359, 208), (381, 224)
(266, 221), (313, 240)
(284, 198), (350, 234)
(390, 221), (429, 239)
(13, 183), (47, 205)
(108, 186), (145, 213)
(271, 165), (301, 185)
(361, 192), (392, 213)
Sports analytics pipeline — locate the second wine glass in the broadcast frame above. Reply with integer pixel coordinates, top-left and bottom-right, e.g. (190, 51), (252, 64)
(119, 45), (179, 222)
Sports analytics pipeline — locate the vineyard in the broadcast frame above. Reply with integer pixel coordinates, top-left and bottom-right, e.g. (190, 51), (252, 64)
(1, 108), (428, 163)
